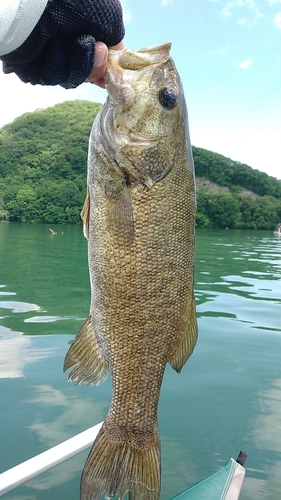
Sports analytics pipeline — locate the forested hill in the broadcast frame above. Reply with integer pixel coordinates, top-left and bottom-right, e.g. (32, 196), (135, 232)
(0, 100), (102, 224)
(193, 147), (281, 199)
(0, 100), (280, 229)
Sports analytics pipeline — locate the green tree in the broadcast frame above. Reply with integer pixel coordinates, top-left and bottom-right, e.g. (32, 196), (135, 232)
(196, 188), (241, 229)
(236, 195), (258, 229)
(7, 186), (38, 222)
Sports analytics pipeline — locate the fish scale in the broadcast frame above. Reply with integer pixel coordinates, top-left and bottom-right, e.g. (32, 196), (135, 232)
(64, 42), (198, 500)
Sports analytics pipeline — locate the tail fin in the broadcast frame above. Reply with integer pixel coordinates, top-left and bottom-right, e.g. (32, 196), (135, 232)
(80, 421), (160, 500)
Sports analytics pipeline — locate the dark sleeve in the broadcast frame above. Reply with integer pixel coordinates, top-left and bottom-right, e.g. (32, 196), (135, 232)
(0, 0), (125, 89)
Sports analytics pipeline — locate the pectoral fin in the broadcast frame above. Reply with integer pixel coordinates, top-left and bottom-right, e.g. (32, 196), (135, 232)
(169, 299), (198, 373)
(81, 190), (90, 240)
(110, 186), (134, 243)
(63, 314), (109, 386)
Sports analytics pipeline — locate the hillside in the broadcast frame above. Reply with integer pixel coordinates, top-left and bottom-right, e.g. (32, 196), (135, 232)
(0, 100), (280, 229)
(193, 147), (281, 199)
(193, 147), (281, 229)
(0, 100), (101, 223)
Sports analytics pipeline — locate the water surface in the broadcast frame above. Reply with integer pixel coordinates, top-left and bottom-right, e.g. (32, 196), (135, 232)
(0, 224), (280, 500)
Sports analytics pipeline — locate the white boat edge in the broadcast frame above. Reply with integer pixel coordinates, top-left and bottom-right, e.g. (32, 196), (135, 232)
(0, 421), (103, 496)
(225, 459), (246, 500)
(0, 422), (246, 500)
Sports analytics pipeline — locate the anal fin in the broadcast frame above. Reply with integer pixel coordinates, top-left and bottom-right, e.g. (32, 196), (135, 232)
(63, 314), (109, 386)
(170, 298), (198, 373)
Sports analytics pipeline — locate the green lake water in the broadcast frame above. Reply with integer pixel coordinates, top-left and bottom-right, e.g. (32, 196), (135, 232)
(0, 223), (280, 500)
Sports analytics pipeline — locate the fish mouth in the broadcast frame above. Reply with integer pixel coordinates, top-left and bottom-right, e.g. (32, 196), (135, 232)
(107, 43), (172, 73)
(104, 43), (173, 103)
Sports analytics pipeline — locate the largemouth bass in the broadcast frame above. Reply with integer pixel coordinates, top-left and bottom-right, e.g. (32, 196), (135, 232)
(64, 42), (198, 500)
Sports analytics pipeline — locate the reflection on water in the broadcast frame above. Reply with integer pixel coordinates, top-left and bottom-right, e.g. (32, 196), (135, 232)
(253, 379), (281, 453)
(0, 226), (281, 500)
(25, 316), (76, 323)
(241, 378), (281, 500)
(25, 382), (109, 493)
(0, 327), (56, 379)
(0, 300), (41, 314)
(27, 384), (107, 446)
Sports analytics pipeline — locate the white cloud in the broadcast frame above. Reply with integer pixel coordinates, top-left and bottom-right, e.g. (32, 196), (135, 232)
(221, 0), (263, 22)
(123, 9), (132, 22)
(191, 124), (281, 179)
(221, 1), (233, 17)
(273, 11), (281, 27)
(237, 16), (248, 23)
(208, 43), (231, 55)
(266, 0), (281, 4)
(216, 43), (231, 54)
(237, 58), (253, 68)
(121, 0), (132, 22)
(0, 70), (106, 129)
(161, 0), (173, 5)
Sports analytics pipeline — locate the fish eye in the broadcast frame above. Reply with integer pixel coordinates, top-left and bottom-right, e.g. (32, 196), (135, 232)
(158, 88), (178, 110)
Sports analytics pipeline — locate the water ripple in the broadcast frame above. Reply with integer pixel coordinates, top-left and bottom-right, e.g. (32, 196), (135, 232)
(25, 316), (76, 323)
(0, 301), (41, 313)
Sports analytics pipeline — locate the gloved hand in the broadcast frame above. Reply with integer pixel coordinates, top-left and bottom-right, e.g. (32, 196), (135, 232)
(1, 0), (125, 89)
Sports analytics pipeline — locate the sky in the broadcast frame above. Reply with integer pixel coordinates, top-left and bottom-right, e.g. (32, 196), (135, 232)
(0, 0), (280, 179)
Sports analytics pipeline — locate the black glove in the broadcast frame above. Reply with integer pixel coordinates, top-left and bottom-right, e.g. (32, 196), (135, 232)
(1, 0), (125, 89)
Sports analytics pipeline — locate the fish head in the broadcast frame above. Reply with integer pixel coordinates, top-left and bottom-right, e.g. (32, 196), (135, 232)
(101, 42), (192, 188)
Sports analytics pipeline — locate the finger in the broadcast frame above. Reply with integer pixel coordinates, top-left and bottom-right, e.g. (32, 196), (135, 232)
(86, 40), (124, 89)
(86, 41), (108, 87)
(94, 41), (125, 87)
